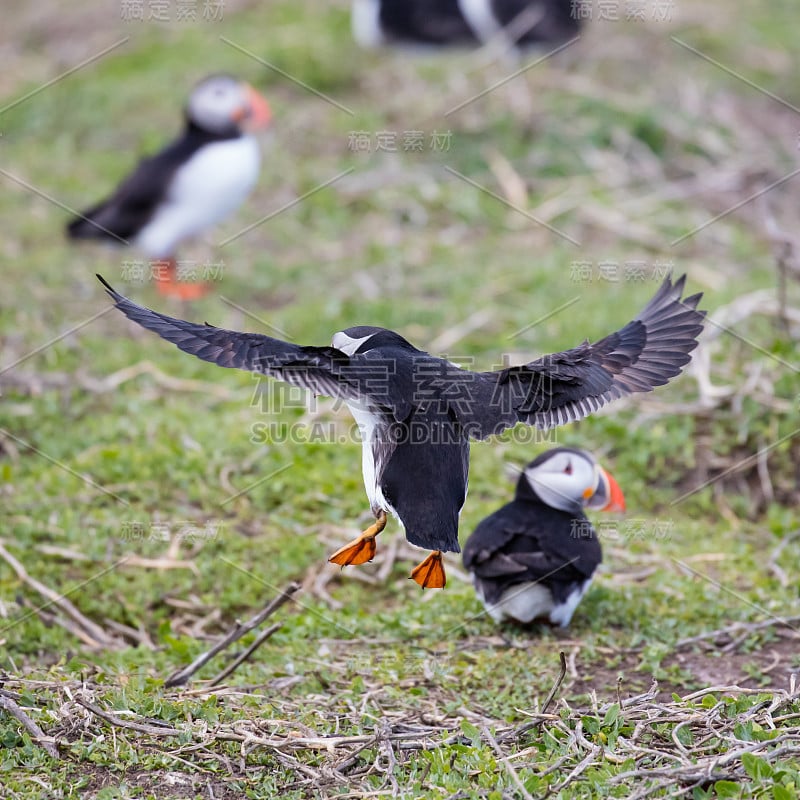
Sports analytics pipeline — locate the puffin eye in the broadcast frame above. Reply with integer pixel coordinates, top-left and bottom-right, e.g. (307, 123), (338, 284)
(563, 462), (572, 475)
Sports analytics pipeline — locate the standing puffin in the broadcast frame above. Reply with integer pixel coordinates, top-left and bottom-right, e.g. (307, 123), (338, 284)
(68, 75), (271, 300)
(97, 274), (704, 589)
(463, 448), (623, 626)
(352, 0), (580, 49)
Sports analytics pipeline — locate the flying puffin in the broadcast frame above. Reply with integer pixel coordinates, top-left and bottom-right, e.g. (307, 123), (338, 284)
(68, 75), (271, 300)
(97, 274), (704, 589)
(463, 447), (623, 626)
(352, 0), (580, 49)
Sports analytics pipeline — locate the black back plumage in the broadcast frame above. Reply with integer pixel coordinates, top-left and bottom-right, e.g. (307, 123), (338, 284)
(380, 402), (469, 552)
(462, 487), (601, 606)
(491, 0), (579, 45)
(377, 0), (474, 44)
(67, 123), (240, 244)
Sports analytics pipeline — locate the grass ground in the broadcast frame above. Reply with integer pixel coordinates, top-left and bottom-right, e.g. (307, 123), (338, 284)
(1, 0), (800, 797)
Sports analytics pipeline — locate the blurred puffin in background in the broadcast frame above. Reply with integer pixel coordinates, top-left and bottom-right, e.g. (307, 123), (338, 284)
(352, 0), (580, 50)
(463, 448), (624, 627)
(67, 74), (271, 300)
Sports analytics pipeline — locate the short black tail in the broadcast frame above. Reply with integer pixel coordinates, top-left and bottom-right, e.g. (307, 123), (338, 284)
(66, 213), (102, 240)
(66, 217), (87, 239)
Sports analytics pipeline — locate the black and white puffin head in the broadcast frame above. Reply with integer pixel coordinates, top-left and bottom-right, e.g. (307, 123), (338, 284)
(520, 448), (625, 514)
(186, 74), (272, 136)
(331, 326), (419, 356)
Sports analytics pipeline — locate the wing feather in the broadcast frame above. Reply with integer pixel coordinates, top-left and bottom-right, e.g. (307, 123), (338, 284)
(460, 274), (705, 438)
(99, 276), (365, 403)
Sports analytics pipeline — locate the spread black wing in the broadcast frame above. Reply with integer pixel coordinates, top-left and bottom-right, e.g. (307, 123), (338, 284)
(453, 274), (705, 439)
(462, 503), (601, 605)
(98, 276), (405, 416)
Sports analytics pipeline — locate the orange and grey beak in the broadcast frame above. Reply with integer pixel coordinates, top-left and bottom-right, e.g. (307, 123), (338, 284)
(234, 84), (272, 131)
(586, 467), (626, 513)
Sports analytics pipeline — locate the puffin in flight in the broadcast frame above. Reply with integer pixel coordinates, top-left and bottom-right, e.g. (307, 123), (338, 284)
(97, 274), (704, 588)
(352, 0), (580, 49)
(68, 75), (271, 300)
(463, 447), (623, 626)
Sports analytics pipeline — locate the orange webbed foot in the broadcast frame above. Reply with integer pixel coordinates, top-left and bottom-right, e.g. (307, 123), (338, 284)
(410, 551), (446, 589)
(329, 512), (387, 567)
(329, 535), (377, 566)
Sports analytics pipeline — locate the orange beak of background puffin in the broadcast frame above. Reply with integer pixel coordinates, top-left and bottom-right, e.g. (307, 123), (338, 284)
(234, 84), (272, 131)
(599, 468), (626, 512)
(585, 467), (626, 512)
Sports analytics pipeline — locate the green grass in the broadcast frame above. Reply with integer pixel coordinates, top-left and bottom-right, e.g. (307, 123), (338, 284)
(2, 1), (800, 797)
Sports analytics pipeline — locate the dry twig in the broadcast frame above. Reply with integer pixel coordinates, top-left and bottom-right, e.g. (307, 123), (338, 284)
(676, 614), (800, 651)
(0, 689), (59, 759)
(0, 541), (122, 649)
(483, 725), (535, 800)
(164, 582), (300, 687)
(209, 623), (282, 686)
(499, 651), (567, 742)
(75, 697), (181, 737)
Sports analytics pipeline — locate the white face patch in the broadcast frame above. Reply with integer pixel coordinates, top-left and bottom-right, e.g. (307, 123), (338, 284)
(188, 76), (247, 133)
(331, 331), (375, 356)
(524, 451), (597, 513)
